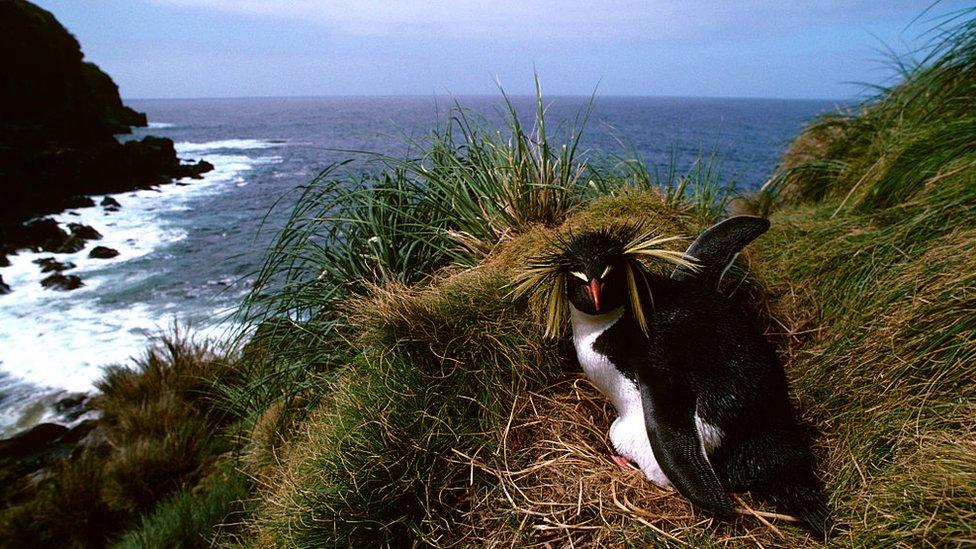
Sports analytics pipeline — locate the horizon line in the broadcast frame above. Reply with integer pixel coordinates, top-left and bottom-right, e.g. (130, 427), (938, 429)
(124, 92), (851, 103)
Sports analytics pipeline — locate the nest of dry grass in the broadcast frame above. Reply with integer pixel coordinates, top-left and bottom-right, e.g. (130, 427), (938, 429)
(452, 375), (820, 548)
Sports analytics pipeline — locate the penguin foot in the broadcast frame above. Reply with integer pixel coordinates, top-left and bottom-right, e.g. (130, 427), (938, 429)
(611, 455), (640, 471)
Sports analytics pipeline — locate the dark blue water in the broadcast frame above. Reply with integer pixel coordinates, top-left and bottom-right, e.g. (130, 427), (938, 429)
(0, 96), (835, 434)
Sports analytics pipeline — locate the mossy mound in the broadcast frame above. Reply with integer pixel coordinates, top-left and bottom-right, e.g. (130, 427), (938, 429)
(241, 192), (802, 547)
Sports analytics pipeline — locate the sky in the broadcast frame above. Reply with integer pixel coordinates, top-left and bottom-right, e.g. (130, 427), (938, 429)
(32, 0), (971, 100)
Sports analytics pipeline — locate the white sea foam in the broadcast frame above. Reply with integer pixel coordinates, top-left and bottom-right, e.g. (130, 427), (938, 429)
(175, 139), (280, 154)
(0, 146), (281, 434)
(148, 122), (175, 129)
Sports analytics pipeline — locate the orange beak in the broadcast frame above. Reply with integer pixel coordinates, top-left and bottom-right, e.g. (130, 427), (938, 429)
(588, 278), (602, 312)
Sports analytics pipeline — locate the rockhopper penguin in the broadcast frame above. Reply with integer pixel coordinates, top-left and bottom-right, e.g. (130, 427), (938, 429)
(515, 216), (835, 539)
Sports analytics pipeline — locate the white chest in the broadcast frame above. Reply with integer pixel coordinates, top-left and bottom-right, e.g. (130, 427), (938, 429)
(568, 304), (724, 460)
(569, 305), (641, 416)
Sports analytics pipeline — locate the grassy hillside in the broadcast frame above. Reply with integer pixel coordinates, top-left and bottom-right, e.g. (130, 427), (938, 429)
(225, 16), (976, 539)
(226, 11), (976, 542)
(750, 10), (976, 544)
(4, 9), (975, 547)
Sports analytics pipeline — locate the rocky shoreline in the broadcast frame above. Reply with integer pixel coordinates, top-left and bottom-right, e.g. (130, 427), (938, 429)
(0, 0), (214, 283)
(0, 0), (216, 495)
(0, 393), (102, 512)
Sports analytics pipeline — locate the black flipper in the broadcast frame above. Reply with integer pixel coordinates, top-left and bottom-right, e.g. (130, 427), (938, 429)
(672, 215), (771, 289)
(635, 366), (735, 518)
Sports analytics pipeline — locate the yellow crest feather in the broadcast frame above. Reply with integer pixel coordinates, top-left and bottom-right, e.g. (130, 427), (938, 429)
(512, 224), (699, 338)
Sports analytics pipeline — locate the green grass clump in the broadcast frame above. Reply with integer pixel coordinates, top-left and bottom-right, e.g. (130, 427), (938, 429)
(755, 160), (976, 547)
(96, 332), (239, 513)
(113, 461), (250, 549)
(748, 10), (976, 545)
(772, 7), (976, 214)
(0, 333), (246, 548)
(250, 269), (560, 546)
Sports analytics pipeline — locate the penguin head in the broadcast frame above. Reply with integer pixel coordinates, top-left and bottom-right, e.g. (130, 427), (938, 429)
(558, 231), (629, 315)
(514, 224), (697, 337)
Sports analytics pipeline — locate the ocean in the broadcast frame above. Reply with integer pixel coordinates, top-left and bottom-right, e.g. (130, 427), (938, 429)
(0, 95), (837, 435)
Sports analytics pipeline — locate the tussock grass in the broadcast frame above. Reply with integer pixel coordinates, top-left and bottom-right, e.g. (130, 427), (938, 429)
(592, 149), (736, 224)
(97, 331), (238, 513)
(753, 176), (976, 546)
(741, 11), (976, 545)
(229, 87), (732, 425)
(113, 461), (250, 549)
(0, 332), (247, 547)
(770, 7), (976, 214)
(246, 260), (563, 547)
(0, 451), (120, 548)
(239, 192), (814, 547)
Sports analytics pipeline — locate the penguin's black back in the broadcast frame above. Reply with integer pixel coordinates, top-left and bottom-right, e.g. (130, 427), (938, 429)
(593, 273), (834, 539)
(595, 274), (796, 436)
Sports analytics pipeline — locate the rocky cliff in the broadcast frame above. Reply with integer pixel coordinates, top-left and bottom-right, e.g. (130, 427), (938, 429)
(0, 0), (211, 259)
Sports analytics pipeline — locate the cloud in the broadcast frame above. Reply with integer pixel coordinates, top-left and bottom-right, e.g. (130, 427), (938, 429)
(153, 0), (931, 43)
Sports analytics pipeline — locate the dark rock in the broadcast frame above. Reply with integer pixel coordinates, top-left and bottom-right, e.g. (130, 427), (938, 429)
(54, 392), (90, 422)
(41, 273), (83, 291)
(62, 419), (97, 446)
(0, 423), (69, 464)
(0, 218), (86, 254)
(100, 196), (121, 209)
(0, 1), (146, 143)
(0, 420), (101, 502)
(181, 159), (215, 179)
(88, 246), (119, 259)
(68, 223), (101, 241)
(23, 219), (71, 252)
(53, 393), (87, 413)
(26, 219), (65, 241)
(0, 275), (9, 294)
(63, 196), (96, 209)
(0, 220), (99, 257)
(57, 237), (86, 253)
(33, 257), (76, 273)
(0, 254), (8, 267)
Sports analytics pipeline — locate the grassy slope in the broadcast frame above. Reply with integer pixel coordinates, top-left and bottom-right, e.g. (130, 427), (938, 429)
(750, 12), (976, 543)
(237, 14), (976, 544)
(0, 334), (245, 547)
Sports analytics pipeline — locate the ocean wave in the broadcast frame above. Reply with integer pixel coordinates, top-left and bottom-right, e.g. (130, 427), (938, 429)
(0, 145), (280, 435)
(175, 139), (281, 154)
(148, 122), (175, 129)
